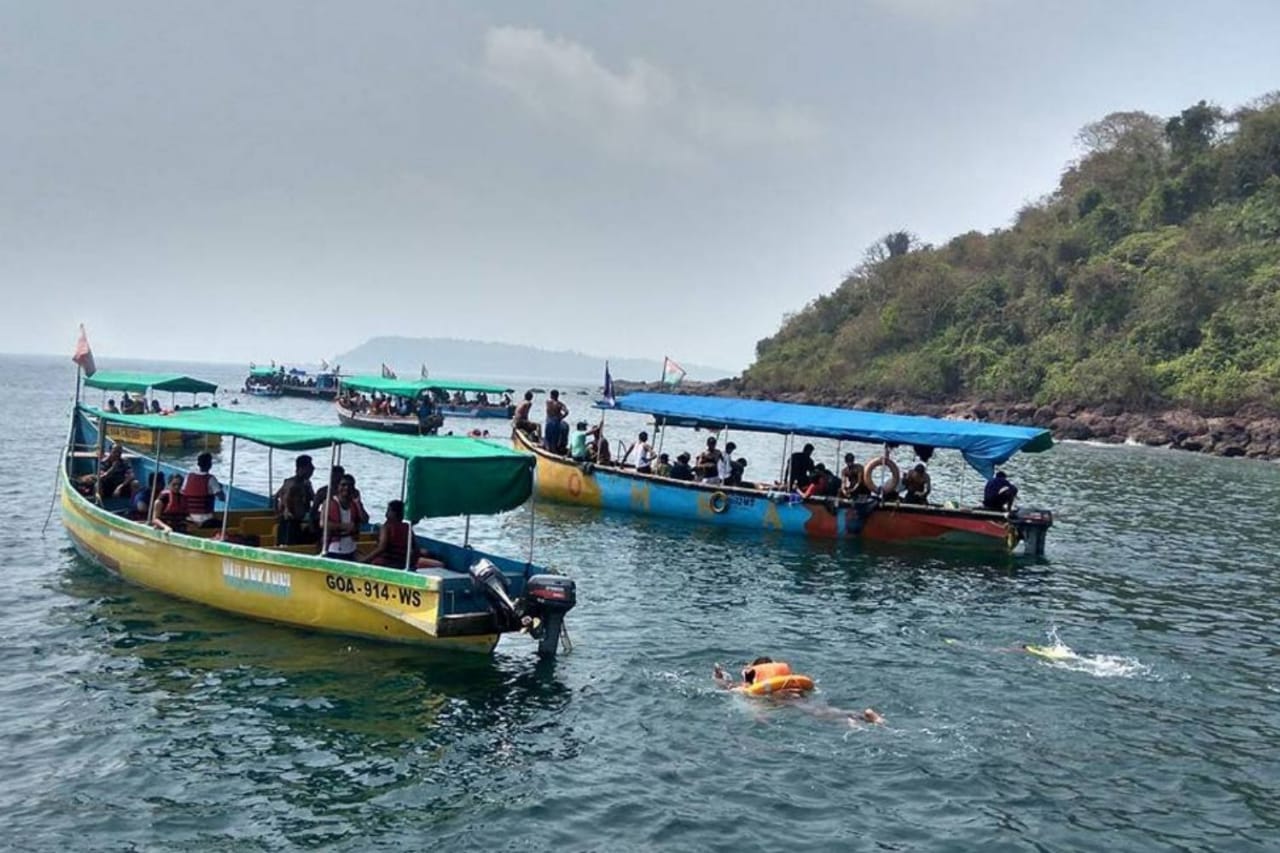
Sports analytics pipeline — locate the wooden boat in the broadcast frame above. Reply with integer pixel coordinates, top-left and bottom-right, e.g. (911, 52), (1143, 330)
(514, 392), (1055, 555)
(336, 376), (515, 435)
(63, 404), (575, 655)
(247, 366), (342, 401)
(85, 371), (222, 451)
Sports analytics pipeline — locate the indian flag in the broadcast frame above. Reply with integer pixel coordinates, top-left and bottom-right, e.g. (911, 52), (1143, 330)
(661, 356), (686, 386)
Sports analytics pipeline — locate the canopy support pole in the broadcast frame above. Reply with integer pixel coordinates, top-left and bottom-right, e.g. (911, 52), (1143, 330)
(464, 515), (471, 549)
(221, 437), (237, 540)
(267, 448), (273, 506)
(527, 485), (537, 564)
(401, 459), (413, 570)
(655, 419), (665, 457)
(94, 415), (106, 505)
(322, 442), (337, 555)
(779, 433), (791, 488)
(147, 429), (162, 525)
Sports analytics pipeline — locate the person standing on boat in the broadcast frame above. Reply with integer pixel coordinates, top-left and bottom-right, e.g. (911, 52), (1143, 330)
(624, 430), (656, 473)
(696, 436), (723, 483)
(322, 477), (360, 560)
(276, 454), (316, 545)
(514, 391), (540, 441)
(788, 443), (816, 490)
(839, 453), (868, 498)
(983, 471), (1018, 511)
(544, 390), (569, 453)
(716, 441), (737, 483)
(182, 452), (225, 527)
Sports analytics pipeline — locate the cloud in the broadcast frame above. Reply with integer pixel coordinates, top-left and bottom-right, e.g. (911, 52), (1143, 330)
(480, 26), (822, 166)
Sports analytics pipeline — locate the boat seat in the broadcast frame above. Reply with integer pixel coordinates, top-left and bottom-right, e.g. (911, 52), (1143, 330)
(240, 516), (277, 536)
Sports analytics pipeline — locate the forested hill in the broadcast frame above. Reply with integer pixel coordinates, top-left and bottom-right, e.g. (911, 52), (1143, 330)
(745, 95), (1280, 416)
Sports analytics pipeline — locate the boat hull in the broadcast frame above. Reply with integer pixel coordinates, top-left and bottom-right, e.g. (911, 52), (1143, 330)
(514, 431), (1043, 553)
(439, 404), (516, 419)
(336, 405), (431, 435)
(105, 423), (223, 452)
(280, 386), (338, 401)
(60, 473), (500, 651)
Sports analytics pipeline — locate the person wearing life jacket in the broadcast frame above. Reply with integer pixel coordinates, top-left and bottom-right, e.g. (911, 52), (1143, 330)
(322, 476), (360, 560)
(182, 452), (225, 527)
(360, 500), (445, 569)
(152, 473), (188, 532)
(712, 657), (884, 725)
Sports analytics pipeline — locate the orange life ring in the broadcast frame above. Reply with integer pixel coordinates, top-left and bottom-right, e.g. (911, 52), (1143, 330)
(709, 491), (729, 514)
(567, 471), (582, 498)
(861, 457), (900, 493)
(743, 674), (816, 697)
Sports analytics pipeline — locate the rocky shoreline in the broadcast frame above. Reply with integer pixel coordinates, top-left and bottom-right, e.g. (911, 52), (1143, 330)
(614, 380), (1280, 461)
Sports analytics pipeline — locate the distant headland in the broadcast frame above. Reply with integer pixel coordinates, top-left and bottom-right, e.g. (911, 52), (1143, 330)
(333, 336), (733, 384)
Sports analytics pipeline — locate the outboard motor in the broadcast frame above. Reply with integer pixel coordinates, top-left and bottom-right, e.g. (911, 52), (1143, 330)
(1010, 507), (1053, 557)
(469, 560), (577, 657)
(523, 574), (577, 658)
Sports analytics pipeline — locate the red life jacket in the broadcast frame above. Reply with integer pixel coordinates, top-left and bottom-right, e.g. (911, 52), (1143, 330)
(182, 472), (215, 514)
(381, 521), (410, 567)
(159, 489), (187, 524)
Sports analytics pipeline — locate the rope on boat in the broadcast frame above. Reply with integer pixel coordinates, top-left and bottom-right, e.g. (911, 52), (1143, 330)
(40, 455), (62, 538)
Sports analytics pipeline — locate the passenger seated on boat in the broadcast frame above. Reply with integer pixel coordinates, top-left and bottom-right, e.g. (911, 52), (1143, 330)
(312, 465), (346, 517)
(788, 444), (816, 490)
(696, 437), (724, 483)
(839, 453), (869, 499)
(105, 398), (120, 414)
(514, 391), (541, 440)
(592, 428), (612, 464)
(321, 477), (360, 560)
(725, 456), (750, 487)
(653, 452), (672, 478)
(569, 421), (602, 462)
(902, 463), (932, 505)
(477, 392), (489, 405)
(87, 445), (132, 499)
(361, 500), (444, 568)
(149, 398), (161, 414)
(182, 452), (225, 526)
(983, 471), (1018, 511)
(152, 474), (188, 532)
(802, 464), (839, 498)
(344, 474), (370, 529)
(132, 472), (163, 520)
(670, 452), (695, 481)
(276, 455), (317, 545)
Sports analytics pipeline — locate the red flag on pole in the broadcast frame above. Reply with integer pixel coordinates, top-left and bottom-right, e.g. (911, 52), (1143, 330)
(72, 324), (96, 377)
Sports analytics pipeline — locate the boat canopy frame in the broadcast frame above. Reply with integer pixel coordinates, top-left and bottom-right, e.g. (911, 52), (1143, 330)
(339, 375), (514, 398)
(84, 371), (218, 395)
(80, 405), (533, 522)
(599, 392), (1053, 477)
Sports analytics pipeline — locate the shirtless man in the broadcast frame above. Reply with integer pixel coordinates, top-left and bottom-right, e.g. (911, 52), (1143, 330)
(544, 390), (569, 453)
(514, 390), (540, 440)
(275, 454), (316, 545)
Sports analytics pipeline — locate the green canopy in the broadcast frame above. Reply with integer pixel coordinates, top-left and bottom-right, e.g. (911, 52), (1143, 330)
(81, 406), (532, 521)
(339, 375), (513, 397)
(85, 371), (218, 395)
(248, 367), (279, 377)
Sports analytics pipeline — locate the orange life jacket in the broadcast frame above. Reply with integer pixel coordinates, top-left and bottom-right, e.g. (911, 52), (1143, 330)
(182, 472), (216, 514)
(159, 488), (187, 524)
(744, 661), (792, 684)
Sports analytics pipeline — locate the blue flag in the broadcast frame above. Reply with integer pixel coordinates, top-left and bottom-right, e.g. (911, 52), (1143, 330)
(603, 362), (616, 407)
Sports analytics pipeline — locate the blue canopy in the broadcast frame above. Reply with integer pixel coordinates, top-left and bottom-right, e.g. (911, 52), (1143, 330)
(602, 393), (1053, 477)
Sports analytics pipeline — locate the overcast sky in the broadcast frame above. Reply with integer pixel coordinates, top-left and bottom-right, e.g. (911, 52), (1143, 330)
(3, 1), (1278, 372)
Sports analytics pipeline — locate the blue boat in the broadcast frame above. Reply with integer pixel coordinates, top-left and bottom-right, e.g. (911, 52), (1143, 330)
(514, 392), (1055, 554)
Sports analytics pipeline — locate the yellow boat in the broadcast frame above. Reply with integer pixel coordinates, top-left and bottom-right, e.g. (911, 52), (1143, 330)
(86, 371), (224, 452)
(64, 405), (575, 655)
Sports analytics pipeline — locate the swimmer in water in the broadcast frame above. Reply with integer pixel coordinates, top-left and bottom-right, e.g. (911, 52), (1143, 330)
(713, 658), (884, 725)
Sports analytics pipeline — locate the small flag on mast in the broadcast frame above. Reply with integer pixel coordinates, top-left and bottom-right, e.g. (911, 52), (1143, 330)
(602, 362), (616, 407)
(320, 358), (329, 372)
(660, 356), (686, 386)
(72, 324), (96, 377)
(381, 363), (397, 379)
(420, 363), (429, 380)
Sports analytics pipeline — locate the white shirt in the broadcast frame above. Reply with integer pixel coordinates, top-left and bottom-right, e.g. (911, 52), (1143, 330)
(717, 451), (733, 481)
(632, 441), (655, 469)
